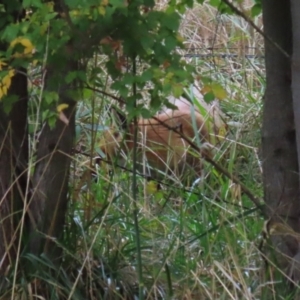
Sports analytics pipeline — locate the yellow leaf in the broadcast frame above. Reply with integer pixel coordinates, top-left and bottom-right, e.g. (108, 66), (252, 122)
(211, 83), (227, 100)
(70, 9), (80, 16)
(46, 1), (54, 10)
(10, 37), (35, 58)
(2, 85), (7, 95)
(8, 69), (15, 77)
(57, 103), (69, 112)
(0, 87), (4, 100)
(101, 0), (108, 6)
(201, 85), (211, 94)
(0, 68), (15, 99)
(176, 34), (184, 43)
(146, 180), (159, 194)
(2, 75), (12, 88)
(20, 38), (34, 52)
(0, 61), (7, 70)
(0, 83), (8, 99)
(98, 6), (106, 15)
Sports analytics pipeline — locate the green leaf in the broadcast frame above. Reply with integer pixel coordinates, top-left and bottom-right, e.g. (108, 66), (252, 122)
(23, 0), (43, 8)
(140, 35), (154, 51)
(140, 70), (153, 82)
(203, 91), (215, 103)
(106, 61), (121, 79)
(251, 4), (262, 17)
(2, 24), (19, 42)
(64, 0), (82, 9)
(140, 107), (152, 118)
(48, 115), (57, 129)
(109, 0), (127, 8)
(209, 0), (232, 14)
(44, 91), (58, 105)
(211, 83), (227, 100)
(2, 95), (18, 114)
(150, 95), (162, 110)
(164, 35), (178, 52)
(161, 13), (180, 31)
(172, 84), (183, 98)
(143, 0), (155, 8)
(65, 71), (78, 84)
(123, 73), (135, 85)
(185, 0), (194, 8)
(83, 88), (93, 99)
(200, 76), (212, 85)
(209, 0), (220, 6)
(111, 81), (129, 97)
(175, 3), (186, 14)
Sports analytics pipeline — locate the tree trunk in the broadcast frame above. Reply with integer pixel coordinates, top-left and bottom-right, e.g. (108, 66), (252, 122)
(289, 0), (300, 284)
(27, 0), (79, 260)
(262, 0), (300, 284)
(0, 2), (29, 275)
(0, 69), (29, 274)
(29, 65), (77, 258)
(291, 4), (300, 177)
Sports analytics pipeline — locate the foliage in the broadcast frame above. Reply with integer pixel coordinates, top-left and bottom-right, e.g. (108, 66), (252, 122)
(71, 3), (265, 295)
(0, 0), (271, 299)
(0, 0), (197, 117)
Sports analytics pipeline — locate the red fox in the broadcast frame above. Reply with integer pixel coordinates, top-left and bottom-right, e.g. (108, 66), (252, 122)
(99, 97), (224, 179)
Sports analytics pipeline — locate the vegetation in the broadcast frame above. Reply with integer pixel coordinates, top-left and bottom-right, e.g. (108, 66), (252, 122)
(2, 0), (299, 299)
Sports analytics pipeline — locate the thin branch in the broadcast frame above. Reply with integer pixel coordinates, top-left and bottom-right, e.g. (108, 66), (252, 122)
(221, 0), (290, 59)
(151, 115), (265, 215)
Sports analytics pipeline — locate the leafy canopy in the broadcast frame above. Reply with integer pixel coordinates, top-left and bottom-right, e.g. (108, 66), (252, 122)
(0, 0), (198, 119)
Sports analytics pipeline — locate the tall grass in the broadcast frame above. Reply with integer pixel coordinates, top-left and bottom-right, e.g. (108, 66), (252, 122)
(4, 2), (270, 299)
(67, 3), (266, 299)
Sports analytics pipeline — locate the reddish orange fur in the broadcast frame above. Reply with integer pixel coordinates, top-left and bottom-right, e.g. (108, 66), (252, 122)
(100, 100), (212, 178)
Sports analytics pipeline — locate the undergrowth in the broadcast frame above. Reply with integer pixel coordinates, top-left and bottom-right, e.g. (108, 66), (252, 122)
(3, 2), (270, 300)
(65, 3), (265, 299)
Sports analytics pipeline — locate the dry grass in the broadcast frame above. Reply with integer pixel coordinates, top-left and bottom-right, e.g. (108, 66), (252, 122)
(80, 1), (267, 299)
(10, 1), (269, 300)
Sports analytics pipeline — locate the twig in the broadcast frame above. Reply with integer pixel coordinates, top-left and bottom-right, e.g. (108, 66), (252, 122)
(221, 0), (290, 59)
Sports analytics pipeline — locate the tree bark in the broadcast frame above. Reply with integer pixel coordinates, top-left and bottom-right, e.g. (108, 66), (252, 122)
(289, 0), (300, 283)
(0, 2), (29, 275)
(291, 3), (300, 180)
(0, 70), (29, 274)
(29, 65), (77, 257)
(262, 0), (300, 283)
(26, 0), (79, 260)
